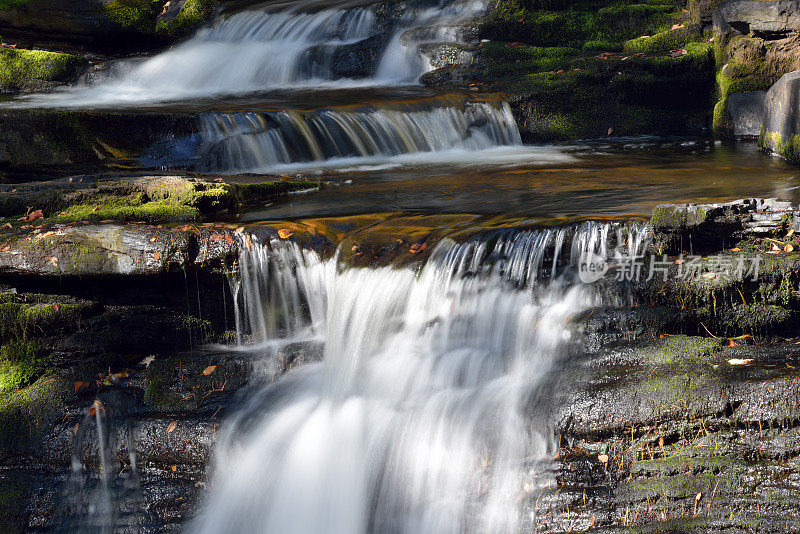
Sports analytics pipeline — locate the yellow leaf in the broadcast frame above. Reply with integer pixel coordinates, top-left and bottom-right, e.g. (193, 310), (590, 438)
(202, 365), (217, 376)
(278, 229), (293, 239)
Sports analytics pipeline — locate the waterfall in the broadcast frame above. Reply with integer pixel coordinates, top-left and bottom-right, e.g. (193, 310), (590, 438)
(12, 0), (489, 108)
(193, 98), (523, 173)
(194, 222), (649, 533)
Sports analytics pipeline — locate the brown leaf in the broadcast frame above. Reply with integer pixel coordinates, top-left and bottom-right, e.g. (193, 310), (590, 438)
(202, 365), (217, 376)
(225, 232), (234, 245)
(2, 245), (10, 252)
(74, 380), (90, 393)
(26, 209), (44, 221)
(278, 229), (293, 239)
(154, 251), (161, 260)
(166, 421), (177, 434)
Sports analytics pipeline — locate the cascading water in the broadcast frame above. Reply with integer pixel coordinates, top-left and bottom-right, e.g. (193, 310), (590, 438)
(12, 0), (489, 108)
(195, 222), (650, 533)
(192, 98), (525, 173)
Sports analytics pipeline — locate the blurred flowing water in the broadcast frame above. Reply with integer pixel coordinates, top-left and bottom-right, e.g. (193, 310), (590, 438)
(193, 223), (649, 534)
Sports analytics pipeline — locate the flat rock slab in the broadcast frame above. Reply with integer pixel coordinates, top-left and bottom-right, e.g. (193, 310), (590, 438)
(0, 223), (239, 277)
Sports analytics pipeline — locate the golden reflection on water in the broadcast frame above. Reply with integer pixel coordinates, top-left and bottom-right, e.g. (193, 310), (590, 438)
(240, 141), (799, 222)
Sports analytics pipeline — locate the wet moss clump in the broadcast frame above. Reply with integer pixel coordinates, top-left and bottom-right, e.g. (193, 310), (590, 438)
(624, 26), (696, 54)
(104, 0), (162, 34)
(0, 297), (83, 393)
(759, 131), (800, 164)
(0, 48), (88, 93)
(156, 0), (215, 37)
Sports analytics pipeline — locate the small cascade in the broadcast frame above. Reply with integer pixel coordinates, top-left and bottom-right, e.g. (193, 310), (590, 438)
(60, 395), (141, 533)
(194, 98), (522, 173)
(195, 221), (650, 534)
(13, 0), (489, 107)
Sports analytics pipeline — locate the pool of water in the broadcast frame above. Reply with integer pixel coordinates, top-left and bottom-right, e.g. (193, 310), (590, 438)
(237, 138), (799, 221)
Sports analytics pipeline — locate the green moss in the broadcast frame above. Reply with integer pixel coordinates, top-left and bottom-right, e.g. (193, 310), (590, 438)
(0, 340), (39, 393)
(0, 0), (29, 9)
(0, 374), (71, 454)
(760, 131), (800, 163)
(55, 194), (200, 224)
(156, 0), (215, 37)
(104, 0), (162, 34)
(0, 48), (88, 92)
(651, 204), (710, 229)
(624, 27), (694, 54)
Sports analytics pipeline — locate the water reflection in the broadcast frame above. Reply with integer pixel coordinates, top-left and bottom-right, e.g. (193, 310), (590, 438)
(238, 139), (798, 221)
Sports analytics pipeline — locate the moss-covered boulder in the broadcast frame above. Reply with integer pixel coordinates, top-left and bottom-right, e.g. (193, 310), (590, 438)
(0, 0), (216, 51)
(760, 69), (800, 163)
(0, 47), (87, 93)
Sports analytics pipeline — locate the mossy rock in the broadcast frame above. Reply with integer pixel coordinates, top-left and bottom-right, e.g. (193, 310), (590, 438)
(104, 0), (163, 34)
(0, 373), (72, 455)
(155, 0), (215, 37)
(0, 48), (88, 93)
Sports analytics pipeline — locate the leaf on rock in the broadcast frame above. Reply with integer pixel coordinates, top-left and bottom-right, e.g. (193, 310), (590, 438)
(202, 365), (217, 376)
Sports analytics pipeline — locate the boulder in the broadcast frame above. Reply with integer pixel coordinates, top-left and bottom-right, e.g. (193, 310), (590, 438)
(330, 34), (390, 79)
(760, 69), (800, 160)
(727, 90), (766, 136)
(713, 0), (800, 35)
(713, 0), (800, 37)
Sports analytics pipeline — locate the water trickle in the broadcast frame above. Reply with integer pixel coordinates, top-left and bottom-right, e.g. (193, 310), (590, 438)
(61, 395), (142, 533)
(195, 222), (649, 534)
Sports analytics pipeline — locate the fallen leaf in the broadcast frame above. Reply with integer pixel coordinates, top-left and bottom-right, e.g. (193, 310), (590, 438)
(166, 421), (177, 433)
(787, 228), (795, 238)
(235, 226), (245, 234)
(607, 127), (614, 136)
(2, 223), (11, 229)
(26, 209), (43, 221)
(730, 247), (741, 252)
(171, 465), (177, 472)
(701, 272), (716, 279)
(225, 232), (234, 245)
(786, 244), (794, 252)
(2, 245), (11, 252)
(49, 256), (58, 266)
(672, 24), (685, 30)
(154, 251), (161, 260)
(278, 229), (293, 239)
(149, 237), (157, 243)
(74, 380), (90, 393)
(53, 303), (60, 312)
(728, 358), (754, 366)
(202, 365), (217, 376)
